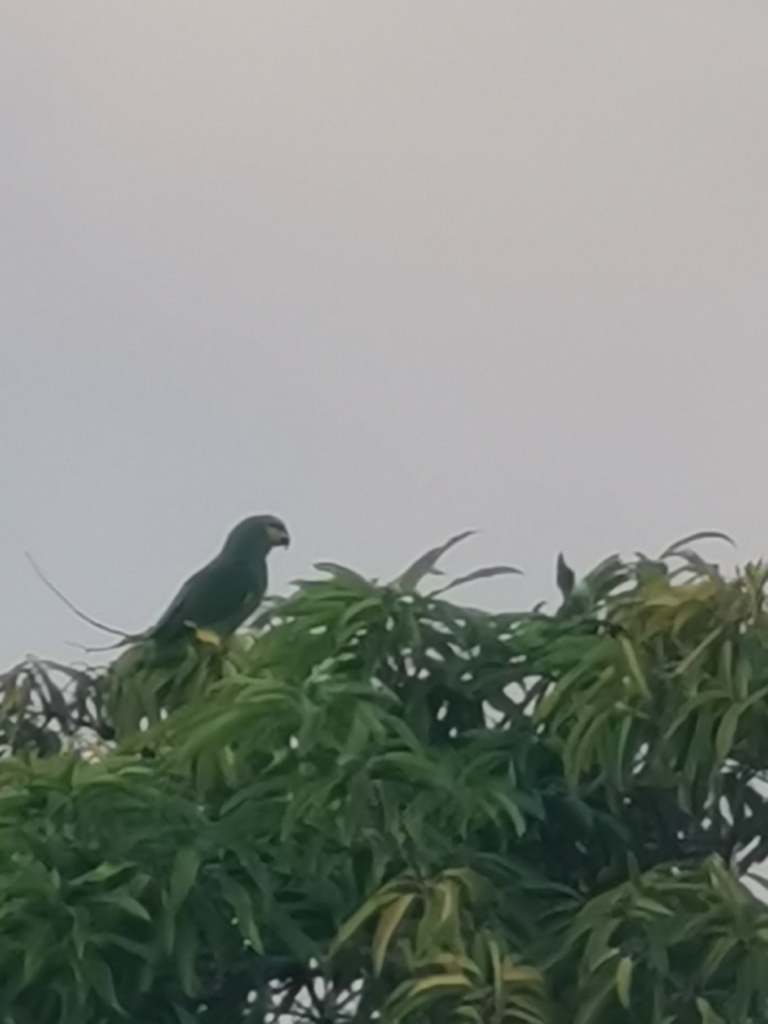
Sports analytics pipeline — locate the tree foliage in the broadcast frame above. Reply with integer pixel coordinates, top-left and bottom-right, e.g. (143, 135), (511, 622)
(3, 531), (768, 1022)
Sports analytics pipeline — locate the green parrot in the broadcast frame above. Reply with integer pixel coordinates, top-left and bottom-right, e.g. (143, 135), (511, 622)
(147, 514), (290, 645)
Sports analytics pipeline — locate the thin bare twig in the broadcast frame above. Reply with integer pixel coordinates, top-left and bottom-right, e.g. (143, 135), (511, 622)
(25, 551), (131, 638)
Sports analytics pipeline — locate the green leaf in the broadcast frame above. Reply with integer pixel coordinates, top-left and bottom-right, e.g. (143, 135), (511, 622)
(696, 997), (726, 1024)
(94, 890), (152, 922)
(395, 531), (476, 590)
(613, 715), (633, 784)
(69, 862), (136, 888)
(674, 626), (724, 676)
(220, 875), (263, 952)
(585, 919), (619, 971)
(574, 970), (618, 1024)
(173, 1005), (200, 1024)
(619, 637), (648, 697)
(432, 565), (522, 596)
(660, 531), (735, 558)
(632, 896), (674, 917)
(71, 907), (90, 960)
(167, 848), (200, 916)
(22, 931), (49, 985)
(715, 703), (743, 761)
(557, 553), (576, 599)
(174, 916), (198, 997)
(700, 934), (738, 980)
(339, 595), (385, 631)
(83, 953), (124, 1013)
(492, 792), (527, 837)
(314, 562), (375, 589)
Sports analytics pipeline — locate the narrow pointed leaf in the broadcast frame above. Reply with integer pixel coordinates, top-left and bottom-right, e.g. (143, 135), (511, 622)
(314, 562), (375, 589)
(372, 894), (414, 975)
(557, 553), (576, 598)
(432, 565), (522, 596)
(395, 531), (477, 591)
(615, 956), (633, 1008)
(661, 531), (735, 559)
(168, 848), (200, 916)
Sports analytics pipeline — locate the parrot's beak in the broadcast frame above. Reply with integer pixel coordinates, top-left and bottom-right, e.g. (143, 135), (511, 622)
(267, 524), (290, 548)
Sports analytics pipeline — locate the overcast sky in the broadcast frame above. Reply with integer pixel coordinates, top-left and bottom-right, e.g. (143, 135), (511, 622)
(1, 2), (767, 667)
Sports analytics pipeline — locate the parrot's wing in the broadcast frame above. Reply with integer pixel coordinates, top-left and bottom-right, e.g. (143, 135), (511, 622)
(149, 559), (253, 642)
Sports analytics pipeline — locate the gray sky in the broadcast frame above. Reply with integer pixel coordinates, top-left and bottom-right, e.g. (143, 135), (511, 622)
(2, 2), (767, 667)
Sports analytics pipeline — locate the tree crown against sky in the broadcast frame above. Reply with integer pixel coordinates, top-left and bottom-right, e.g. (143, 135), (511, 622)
(1, 531), (768, 1023)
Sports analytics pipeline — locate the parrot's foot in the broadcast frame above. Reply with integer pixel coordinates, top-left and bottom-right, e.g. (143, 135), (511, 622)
(194, 628), (223, 648)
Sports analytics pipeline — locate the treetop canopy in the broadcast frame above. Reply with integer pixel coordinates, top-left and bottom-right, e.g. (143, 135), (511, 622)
(1, 530), (767, 1024)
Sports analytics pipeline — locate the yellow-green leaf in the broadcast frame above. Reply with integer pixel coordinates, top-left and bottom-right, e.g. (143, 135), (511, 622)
(615, 956), (633, 1008)
(372, 894), (414, 975)
(331, 886), (407, 955)
(407, 972), (472, 997)
(435, 879), (457, 925)
(620, 637), (648, 697)
(501, 963), (542, 986)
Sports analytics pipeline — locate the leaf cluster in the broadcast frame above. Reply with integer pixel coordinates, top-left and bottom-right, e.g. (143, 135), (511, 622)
(2, 531), (768, 1023)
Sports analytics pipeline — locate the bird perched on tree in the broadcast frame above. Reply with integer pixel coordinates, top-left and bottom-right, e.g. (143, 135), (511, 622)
(147, 514), (290, 645)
